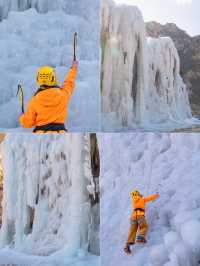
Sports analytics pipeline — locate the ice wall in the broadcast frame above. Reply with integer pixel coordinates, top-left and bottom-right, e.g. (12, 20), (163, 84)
(147, 37), (192, 124)
(0, 153), (3, 226)
(0, 0), (100, 22)
(0, 134), (99, 256)
(101, 0), (148, 129)
(100, 133), (200, 266)
(101, 0), (194, 131)
(0, 0), (100, 131)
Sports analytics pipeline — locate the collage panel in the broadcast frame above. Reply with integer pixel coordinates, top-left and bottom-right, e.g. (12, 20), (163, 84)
(101, 0), (200, 132)
(100, 133), (200, 266)
(0, 134), (100, 265)
(0, 1), (100, 132)
(0, 0), (200, 266)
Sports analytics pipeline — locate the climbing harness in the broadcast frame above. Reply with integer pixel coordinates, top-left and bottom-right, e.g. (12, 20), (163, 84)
(130, 216), (145, 225)
(33, 123), (67, 133)
(134, 208), (145, 213)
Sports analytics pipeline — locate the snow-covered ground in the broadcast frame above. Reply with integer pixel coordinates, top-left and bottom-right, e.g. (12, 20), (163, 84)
(0, 248), (99, 266)
(99, 133), (200, 266)
(0, 0), (100, 132)
(101, 0), (200, 132)
(0, 134), (100, 266)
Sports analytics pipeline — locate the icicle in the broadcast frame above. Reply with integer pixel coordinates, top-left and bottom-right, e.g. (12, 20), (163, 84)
(147, 37), (192, 123)
(0, 134), (98, 256)
(101, 0), (197, 130)
(101, 0), (150, 129)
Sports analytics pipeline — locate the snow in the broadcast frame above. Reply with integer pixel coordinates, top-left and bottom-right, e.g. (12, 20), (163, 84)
(0, 0), (100, 132)
(0, 248), (99, 266)
(101, 0), (200, 131)
(0, 134), (100, 266)
(99, 133), (200, 266)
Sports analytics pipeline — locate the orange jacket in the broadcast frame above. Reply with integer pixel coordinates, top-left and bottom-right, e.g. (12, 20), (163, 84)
(19, 66), (77, 129)
(131, 194), (158, 220)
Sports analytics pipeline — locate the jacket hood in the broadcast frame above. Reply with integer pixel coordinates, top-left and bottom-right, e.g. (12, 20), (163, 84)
(34, 88), (63, 107)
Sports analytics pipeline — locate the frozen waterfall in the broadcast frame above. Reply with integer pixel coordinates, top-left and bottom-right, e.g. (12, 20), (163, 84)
(147, 37), (192, 124)
(0, 0), (100, 131)
(101, 0), (148, 130)
(0, 134), (99, 258)
(100, 133), (200, 266)
(101, 0), (198, 131)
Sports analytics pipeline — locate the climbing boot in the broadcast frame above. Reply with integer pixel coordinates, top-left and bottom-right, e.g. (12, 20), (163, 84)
(124, 243), (132, 254)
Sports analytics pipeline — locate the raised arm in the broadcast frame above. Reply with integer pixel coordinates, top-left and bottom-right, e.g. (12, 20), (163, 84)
(61, 62), (78, 98)
(144, 194), (159, 203)
(19, 99), (36, 128)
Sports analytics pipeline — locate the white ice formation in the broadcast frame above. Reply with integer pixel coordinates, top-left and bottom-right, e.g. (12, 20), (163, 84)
(100, 133), (200, 266)
(0, 134), (99, 263)
(0, 0), (100, 131)
(101, 0), (196, 131)
(147, 37), (192, 124)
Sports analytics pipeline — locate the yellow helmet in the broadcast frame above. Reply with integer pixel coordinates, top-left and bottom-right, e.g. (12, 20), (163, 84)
(130, 190), (141, 197)
(36, 66), (58, 87)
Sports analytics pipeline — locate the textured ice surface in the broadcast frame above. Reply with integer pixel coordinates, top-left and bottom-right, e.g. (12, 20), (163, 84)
(0, 0), (100, 131)
(0, 134), (99, 265)
(100, 133), (200, 266)
(147, 37), (192, 123)
(101, 0), (148, 129)
(101, 0), (199, 131)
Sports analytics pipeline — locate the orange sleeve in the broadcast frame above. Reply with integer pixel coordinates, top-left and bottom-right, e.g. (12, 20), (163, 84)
(61, 65), (78, 98)
(19, 98), (36, 128)
(144, 194), (158, 203)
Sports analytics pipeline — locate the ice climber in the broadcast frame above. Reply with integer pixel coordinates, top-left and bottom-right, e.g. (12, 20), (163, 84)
(124, 189), (159, 255)
(19, 61), (78, 133)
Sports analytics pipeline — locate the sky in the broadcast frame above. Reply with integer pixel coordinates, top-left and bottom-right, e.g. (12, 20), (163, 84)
(114, 0), (199, 36)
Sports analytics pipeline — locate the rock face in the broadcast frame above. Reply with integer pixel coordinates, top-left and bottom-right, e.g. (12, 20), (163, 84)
(0, 134), (100, 256)
(101, 0), (193, 131)
(146, 21), (200, 116)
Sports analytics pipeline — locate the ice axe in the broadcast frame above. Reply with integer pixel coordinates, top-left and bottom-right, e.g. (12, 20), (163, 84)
(17, 84), (25, 113)
(73, 32), (78, 61)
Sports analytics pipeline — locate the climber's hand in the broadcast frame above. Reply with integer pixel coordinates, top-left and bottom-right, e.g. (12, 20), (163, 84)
(156, 193), (160, 198)
(72, 60), (79, 68)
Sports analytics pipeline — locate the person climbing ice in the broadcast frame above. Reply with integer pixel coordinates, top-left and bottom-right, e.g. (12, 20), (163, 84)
(19, 61), (78, 133)
(18, 32), (78, 133)
(124, 189), (159, 255)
